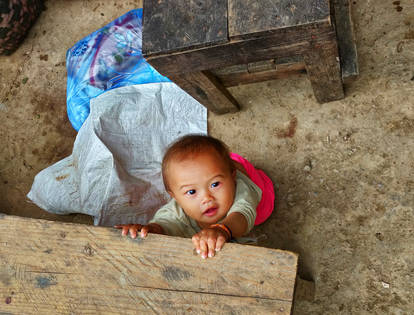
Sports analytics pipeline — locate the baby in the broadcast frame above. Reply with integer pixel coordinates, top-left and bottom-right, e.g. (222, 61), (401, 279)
(115, 135), (274, 259)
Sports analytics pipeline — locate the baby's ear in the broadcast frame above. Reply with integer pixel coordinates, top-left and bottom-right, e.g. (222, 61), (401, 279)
(232, 169), (237, 180)
(167, 190), (175, 198)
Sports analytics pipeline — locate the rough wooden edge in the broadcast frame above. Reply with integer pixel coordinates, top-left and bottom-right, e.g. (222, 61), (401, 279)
(145, 23), (336, 75)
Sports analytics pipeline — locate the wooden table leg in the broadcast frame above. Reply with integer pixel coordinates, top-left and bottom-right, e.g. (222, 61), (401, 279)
(304, 40), (345, 103)
(170, 71), (240, 114)
(332, 0), (359, 82)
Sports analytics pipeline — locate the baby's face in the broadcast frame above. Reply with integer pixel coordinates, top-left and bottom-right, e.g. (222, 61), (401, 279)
(167, 150), (236, 227)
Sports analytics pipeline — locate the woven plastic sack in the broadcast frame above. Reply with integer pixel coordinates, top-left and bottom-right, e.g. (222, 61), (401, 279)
(66, 8), (170, 131)
(0, 0), (43, 55)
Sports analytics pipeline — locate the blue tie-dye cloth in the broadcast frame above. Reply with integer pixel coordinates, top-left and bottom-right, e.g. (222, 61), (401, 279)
(66, 9), (170, 131)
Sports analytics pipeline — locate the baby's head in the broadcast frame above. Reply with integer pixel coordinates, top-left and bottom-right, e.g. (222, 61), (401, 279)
(162, 135), (236, 226)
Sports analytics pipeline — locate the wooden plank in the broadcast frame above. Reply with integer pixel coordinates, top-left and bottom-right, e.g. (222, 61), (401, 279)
(0, 287), (292, 314)
(228, 0), (331, 39)
(213, 63), (249, 75)
(212, 56), (303, 76)
(331, 0), (359, 81)
(170, 71), (240, 114)
(247, 60), (277, 73)
(145, 23), (336, 76)
(303, 40), (344, 103)
(142, 0), (228, 56)
(214, 62), (306, 87)
(0, 214), (298, 314)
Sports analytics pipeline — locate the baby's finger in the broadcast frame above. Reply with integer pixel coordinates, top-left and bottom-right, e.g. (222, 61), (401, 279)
(215, 234), (227, 252)
(192, 235), (201, 254)
(121, 226), (129, 236)
(129, 226), (139, 239)
(207, 237), (216, 258)
(199, 239), (208, 259)
(140, 226), (149, 238)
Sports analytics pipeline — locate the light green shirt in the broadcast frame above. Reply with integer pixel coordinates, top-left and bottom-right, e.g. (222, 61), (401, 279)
(149, 171), (262, 238)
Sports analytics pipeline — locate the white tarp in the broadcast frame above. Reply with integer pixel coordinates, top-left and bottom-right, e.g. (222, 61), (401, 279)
(27, 83), (207, 226)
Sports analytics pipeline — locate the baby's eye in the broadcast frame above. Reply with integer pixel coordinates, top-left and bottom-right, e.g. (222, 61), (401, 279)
(211, 182), (220, 188)
(186, 189), (196, 195)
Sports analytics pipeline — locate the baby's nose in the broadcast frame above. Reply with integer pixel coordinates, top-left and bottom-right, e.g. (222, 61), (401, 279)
(202, 192), (213, 203)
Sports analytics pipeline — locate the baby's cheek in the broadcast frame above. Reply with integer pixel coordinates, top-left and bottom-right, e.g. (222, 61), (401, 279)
(223, 194), (235, 212)
(185, 201), (203, 218)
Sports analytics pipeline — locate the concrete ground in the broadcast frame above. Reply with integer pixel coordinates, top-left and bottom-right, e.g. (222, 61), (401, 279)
(0, 0), (413, 314)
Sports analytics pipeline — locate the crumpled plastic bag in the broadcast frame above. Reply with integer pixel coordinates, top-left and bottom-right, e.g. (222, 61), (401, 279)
(27, 82), (207, 226)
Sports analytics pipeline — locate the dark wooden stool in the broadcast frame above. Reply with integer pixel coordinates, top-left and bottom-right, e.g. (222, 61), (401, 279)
(142, 0), (357, 114)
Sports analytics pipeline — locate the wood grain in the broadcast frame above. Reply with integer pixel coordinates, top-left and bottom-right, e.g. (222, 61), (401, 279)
(145, 24), (336, 76)
(213, 62), (306, 87)
(228, 0), (331, 39)
(331, 0), (359, 81)
(170, 71), (240, 114)
(142, 0), (228, 56)
(0, 214), (298, 314)
(303, 40), (344, 102)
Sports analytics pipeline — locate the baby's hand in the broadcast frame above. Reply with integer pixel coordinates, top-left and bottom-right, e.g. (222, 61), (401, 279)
(114, 223), (163, 239)
(192, 225), (230, 259)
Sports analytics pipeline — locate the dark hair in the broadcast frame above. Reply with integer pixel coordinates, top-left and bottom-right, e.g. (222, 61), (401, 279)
(162, 134), (234, 191)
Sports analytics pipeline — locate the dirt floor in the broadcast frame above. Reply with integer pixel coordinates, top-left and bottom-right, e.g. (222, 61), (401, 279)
(0, 0), (413, 314)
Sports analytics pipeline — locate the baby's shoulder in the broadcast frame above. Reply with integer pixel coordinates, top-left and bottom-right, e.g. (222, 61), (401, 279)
(234, 170), (262, 200)
(156, 198), (188, 220)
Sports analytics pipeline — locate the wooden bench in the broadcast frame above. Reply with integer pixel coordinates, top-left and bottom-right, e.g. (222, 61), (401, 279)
(142, 0), (358, 114)
(0, 214), (298, 313)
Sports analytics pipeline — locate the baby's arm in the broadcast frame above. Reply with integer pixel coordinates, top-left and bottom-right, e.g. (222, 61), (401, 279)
(219, 212), (248, 238)
(114, 223), (164, 239)
(192, 212), (248, 259)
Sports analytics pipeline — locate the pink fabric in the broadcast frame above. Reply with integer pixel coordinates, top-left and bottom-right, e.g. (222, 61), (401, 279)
(230, 153), (275, 225)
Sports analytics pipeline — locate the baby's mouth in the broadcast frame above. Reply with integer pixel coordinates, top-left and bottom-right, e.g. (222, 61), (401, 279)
(203, 207), (218, 217)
